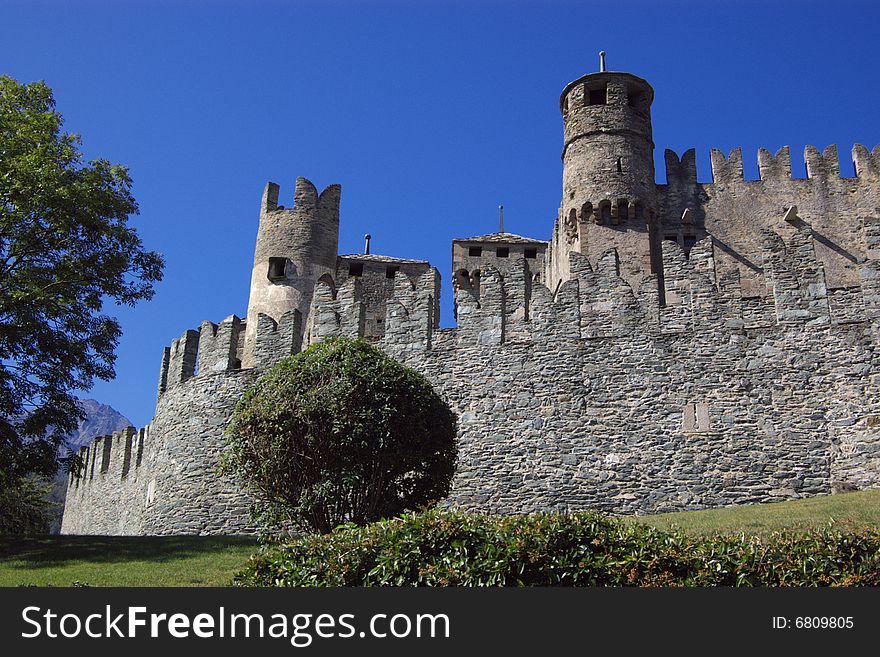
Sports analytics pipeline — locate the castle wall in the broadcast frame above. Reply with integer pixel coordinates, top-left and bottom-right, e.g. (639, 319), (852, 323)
(64, 221), (880, 534)
(62, 317), (264, 536)
(659, 145), (880, 297)
(333, 256), (434, 341)
(62, 427), (146, 535)
(311, 229), (880, 515)
(141, 368), (259, 535)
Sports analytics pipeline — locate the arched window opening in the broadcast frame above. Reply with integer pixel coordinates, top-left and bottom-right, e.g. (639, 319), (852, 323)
(634, 202), (644, 222)
(581, 202), (593, 223)
(599, 201), (612, 225)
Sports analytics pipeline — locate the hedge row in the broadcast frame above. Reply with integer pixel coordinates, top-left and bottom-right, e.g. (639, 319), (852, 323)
(234, 509), (880, 587)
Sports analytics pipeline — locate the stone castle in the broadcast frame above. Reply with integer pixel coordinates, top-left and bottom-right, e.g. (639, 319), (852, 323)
(62, 63), (880, 535)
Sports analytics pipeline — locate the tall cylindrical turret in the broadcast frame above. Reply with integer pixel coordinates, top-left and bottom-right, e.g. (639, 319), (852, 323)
(548, 69), (659, 291)
(242, 177), (340, 367)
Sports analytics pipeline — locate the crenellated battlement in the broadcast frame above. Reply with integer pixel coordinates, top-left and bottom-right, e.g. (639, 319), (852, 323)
(67, 425), (145, 491)
(155, 307), (302, 399)
(311, 223), (879, 354)
(663, 144), (880, 186)
(260, 177), (342, 218)
(307, 268), (440, 351)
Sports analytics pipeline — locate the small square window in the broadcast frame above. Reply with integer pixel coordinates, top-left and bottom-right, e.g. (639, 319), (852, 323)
(468, 246), (482, 257)
(386, 265), (399, 279)
(267, 257), (287, 281)
(524, 248), (537, 259)
(348, 262), (363, 277)
(496, 247), (509, 258)
(588, 86), (607, 105)
(683, 235), (697, 250)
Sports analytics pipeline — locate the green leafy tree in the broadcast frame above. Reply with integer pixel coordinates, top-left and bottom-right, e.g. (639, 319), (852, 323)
(0, 76), (163, 509)
(224, 337), (458, 535)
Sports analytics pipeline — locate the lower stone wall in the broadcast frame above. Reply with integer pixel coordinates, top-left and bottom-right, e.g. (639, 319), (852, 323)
(390, 321), (878, 515)
(61, 369), (260, 536)
(61, 428), (148, 535)
(63, 317), (880, 534)
(141, 369), (259, 535)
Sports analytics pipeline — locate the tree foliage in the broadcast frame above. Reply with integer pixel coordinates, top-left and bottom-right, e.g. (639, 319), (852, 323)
(224, 338), (458, 535)
(0, 75), (163, 487)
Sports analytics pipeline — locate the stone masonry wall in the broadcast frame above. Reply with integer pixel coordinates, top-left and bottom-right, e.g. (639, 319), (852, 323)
(312, 228), (880, 515)
(659, 145), (880, 297)
(63, 222), (880, 534)
(61, 314), (268, 535)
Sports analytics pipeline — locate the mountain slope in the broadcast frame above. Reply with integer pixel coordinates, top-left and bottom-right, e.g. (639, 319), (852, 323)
(65, 398), (133, 449)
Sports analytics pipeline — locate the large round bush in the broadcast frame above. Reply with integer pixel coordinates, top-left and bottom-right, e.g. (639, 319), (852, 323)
(224, 337), (457, 534)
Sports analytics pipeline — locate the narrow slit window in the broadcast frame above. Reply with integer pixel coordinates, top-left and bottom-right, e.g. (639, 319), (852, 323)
(469, 246), (482, 257)
(348, 262), (363, 277)
(616, 158), (623, 173)
(496, 247), (509, 258)
(524, 248), (537, 259)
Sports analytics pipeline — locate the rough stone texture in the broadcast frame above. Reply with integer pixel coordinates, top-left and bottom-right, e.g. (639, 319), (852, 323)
(332, 255), (436, 341)
(63, 67), (880, 535)
(62, 369), (260, 535)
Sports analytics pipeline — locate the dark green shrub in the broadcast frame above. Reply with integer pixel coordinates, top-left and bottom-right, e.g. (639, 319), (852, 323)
(234, 509), (880, 587)
(223, 338), (457, 535)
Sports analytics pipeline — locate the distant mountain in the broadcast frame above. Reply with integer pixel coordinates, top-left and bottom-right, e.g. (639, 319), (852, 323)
(64, 398), (133, 450)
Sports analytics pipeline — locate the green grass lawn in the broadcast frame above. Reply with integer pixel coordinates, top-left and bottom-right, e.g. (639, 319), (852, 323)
(0, 535), (257, 587)
(2, 491), (878, 586)
(630, 489), (880, 536)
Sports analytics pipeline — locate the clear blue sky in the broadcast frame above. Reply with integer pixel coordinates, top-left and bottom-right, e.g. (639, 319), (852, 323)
(2, 0), (878, 426)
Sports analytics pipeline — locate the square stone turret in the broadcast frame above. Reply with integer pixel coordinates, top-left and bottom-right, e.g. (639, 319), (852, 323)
(335, 254), (437, 340)
(452, 232), (547, 319)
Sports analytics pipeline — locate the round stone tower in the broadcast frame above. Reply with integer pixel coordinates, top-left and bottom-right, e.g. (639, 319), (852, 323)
(548, 64), (659, 291)
(242, 177), (340, 368)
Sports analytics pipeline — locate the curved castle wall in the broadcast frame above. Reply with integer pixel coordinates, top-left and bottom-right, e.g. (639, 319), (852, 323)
(61, 369), (260, 535)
